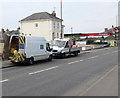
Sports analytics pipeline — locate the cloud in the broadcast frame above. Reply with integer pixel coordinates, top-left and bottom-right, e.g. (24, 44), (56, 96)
(0, 1), (118, 32)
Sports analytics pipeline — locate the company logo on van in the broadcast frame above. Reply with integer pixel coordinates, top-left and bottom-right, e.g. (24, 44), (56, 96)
(40, 45), (44, 49)
(19, 43), (25, 49)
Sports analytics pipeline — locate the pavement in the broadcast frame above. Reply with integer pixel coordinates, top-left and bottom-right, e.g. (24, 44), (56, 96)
(81, 65), (118, 96)
(0, 60), (14, 69)
(1, 47), (118, 96)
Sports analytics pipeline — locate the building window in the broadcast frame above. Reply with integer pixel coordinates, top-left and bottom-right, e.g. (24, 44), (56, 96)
(57, 33), (59, 38)
(52, 32), (55, 40)
(35, 23), (39, 27)
(57, 23), (59, 29)
(53, 22), (55, 29)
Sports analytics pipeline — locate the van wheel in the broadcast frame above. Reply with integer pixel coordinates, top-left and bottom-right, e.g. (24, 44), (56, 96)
(29, 58), (34, 65)
(48, 55), (52, 61)
(74, 52), (78, 56)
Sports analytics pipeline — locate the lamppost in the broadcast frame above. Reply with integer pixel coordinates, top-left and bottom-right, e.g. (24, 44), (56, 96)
(60, 0), (63, 38)
(71, 27), (73, 38)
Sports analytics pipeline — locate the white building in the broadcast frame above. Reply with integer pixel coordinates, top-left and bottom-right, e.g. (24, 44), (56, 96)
(20, 11), (64, 41)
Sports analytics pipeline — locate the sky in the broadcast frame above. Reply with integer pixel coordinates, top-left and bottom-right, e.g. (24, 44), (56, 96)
(0, 0), (119, 33)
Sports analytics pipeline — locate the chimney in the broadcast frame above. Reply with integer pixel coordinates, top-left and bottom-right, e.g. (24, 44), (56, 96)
(112, 25), (114, 28)
(51, 11), (56, 17)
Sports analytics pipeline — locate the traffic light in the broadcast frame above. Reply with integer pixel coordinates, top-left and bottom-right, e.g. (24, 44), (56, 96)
(115, 27), (120, 40)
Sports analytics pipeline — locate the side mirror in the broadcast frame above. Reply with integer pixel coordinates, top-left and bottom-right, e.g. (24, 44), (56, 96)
(65, 45), (69, 48)
(47, 47), (52, 51)
(49, 48), (53, 51)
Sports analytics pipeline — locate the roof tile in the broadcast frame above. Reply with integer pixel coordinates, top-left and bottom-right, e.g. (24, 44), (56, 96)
(20, 12), (61, 21)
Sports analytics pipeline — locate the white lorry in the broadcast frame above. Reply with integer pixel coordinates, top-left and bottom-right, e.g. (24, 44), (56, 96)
(50, 38), (81, 58)
(9, 35), (52, 64)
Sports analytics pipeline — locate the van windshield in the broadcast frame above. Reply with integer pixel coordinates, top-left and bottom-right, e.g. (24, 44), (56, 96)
(51, 40), (66, 47)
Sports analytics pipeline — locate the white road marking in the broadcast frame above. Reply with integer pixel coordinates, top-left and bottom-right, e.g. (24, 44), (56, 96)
(101, 51), (117, 56)
(68, 55), (99, 65)
(68, 59), (84, 65)
(0, 79), (9, 83)
(80, 65), (118, 96)
(68, 60), (80, 65)
(101, 53), (110, 55)
(111, 51), (118, 53)
(28, 66), (59, 75)
(87, 56), (99, 59)
(79, 59), (84, 62)
(67, 49), (117, 65)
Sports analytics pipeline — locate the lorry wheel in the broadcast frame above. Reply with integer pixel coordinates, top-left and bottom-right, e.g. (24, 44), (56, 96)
(29, 58), (34, 65)
(74, 52), (78, 56)
(48, 55), (52, 61)
(61, 53), (65, 59)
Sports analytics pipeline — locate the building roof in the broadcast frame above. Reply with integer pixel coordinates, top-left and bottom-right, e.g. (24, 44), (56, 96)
(105, 35), (115, 40)
(20, 12), (62, 22)
(3, 30), (20, 36)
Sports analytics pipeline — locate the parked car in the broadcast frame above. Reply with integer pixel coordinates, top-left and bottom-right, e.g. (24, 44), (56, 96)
(103, 42), (110, 47)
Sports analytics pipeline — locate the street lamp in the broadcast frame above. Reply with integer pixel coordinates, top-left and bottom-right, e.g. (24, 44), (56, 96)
(71, 27), (73, 38)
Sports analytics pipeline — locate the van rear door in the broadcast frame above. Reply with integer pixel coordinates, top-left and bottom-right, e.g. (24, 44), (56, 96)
(9, 36), (19, 54)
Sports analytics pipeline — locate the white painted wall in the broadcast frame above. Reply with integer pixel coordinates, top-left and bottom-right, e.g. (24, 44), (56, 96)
(20, 19), (64, 41)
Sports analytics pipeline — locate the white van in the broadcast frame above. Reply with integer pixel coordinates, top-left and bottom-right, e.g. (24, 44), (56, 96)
(9, 35), (52, 64)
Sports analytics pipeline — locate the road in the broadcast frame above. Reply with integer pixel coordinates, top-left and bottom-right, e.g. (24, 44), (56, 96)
(2, 47), (118, 96)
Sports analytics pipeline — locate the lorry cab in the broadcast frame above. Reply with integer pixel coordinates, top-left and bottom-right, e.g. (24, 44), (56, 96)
(9, 35), (52, 64)
(51, 38), (80, 58)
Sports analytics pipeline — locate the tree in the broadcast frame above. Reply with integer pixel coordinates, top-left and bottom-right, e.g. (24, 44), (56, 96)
(1, 28), (5, 33)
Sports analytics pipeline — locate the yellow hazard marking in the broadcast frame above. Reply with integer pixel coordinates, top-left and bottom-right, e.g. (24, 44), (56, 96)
(19, 39), (22, 43)
(20, 36), (25, 44)
(20, 54), (24, 61)
(10, 53), (26, 62)
(18, 55), (21, 61)
(19, 36), (25, 44)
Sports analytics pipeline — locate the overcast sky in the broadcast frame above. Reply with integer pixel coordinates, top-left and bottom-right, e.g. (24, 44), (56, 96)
(0, 0), (118, 33)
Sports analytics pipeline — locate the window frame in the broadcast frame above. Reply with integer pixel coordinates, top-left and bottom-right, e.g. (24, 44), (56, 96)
(35, 23), (39, 27)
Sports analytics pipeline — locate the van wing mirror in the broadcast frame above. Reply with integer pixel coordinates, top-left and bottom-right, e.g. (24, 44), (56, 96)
(47, 47), (52, 51)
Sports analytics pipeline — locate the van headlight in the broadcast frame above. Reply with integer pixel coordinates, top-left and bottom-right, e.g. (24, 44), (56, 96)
(61, 50), (65, 53)
(58, 50), (62, 53)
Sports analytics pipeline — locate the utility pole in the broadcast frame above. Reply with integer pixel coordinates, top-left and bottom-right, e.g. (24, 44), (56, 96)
(71, 27), (73, 38)
(60, 0), (63, 38)
(116, 15), (118, 27)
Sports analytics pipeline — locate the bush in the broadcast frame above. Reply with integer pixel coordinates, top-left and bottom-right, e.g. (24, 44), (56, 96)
(87, 40), (94, 44)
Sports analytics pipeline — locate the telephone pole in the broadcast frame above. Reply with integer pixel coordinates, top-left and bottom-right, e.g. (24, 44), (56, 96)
(71, 27), (73, 38)
(116, 16), (118, 27)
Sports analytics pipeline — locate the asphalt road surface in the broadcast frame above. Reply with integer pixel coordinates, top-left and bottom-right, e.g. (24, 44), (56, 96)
(2, 47), (118, 96)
